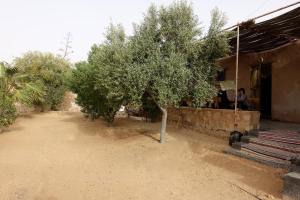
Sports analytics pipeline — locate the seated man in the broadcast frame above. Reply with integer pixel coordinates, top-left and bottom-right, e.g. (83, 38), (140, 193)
(237, 88), (249, 110)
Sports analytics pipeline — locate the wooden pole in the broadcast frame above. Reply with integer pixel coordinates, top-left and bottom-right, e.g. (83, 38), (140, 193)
(234, 24), (240, 129)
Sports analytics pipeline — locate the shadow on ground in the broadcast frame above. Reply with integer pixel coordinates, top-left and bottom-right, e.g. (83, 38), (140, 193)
(60, 112), (161, 142)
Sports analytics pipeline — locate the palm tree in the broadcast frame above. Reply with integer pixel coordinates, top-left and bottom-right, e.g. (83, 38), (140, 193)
(0, 62), (44, 130)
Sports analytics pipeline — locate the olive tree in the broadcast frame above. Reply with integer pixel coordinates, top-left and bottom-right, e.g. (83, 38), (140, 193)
(127, 2), (199, 143)
(69, 2), (229, 143)
(127, 3), (229, 143)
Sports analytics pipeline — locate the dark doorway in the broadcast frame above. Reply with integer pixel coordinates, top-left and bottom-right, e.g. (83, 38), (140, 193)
(260, 63), (272, 119)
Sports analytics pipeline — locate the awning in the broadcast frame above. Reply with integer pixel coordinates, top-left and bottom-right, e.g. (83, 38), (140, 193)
(229, 6), (300, 54)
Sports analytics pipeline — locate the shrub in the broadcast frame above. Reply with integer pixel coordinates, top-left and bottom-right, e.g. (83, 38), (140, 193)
(13, 52), (70, 111)
(0, 95), (17, 129)
(0, 62), (44, 130)
(69, 25), (129, 124)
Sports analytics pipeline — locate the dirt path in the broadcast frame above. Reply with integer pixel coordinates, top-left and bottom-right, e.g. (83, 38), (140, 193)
(0, 112), (285, 200)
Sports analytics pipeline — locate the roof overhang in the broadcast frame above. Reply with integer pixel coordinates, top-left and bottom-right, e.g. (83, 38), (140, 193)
(228, 7), (300, 55)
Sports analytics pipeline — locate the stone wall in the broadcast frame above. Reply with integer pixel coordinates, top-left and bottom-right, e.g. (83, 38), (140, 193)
(168, 107), (260, 139)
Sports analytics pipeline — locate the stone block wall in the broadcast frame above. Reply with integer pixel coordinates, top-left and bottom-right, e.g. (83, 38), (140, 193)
(168, 107), (260, 139)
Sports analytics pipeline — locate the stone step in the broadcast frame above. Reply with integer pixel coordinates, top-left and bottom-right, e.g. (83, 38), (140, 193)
(258, 135), (300, 145)
(229, 129), (300, 169)
(225, 147), (291, 169)
(241, 143), (298, 161)
(248, 130), (300, 145)
(242, 136), (300, 154)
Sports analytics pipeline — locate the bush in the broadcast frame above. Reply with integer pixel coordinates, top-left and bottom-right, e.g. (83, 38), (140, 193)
(69, 61), (122, 123)
(68, 62), (101, 119)
(0, 95), (17, 129)
(0, 62), (43, 130)
(69, 25), (129, 124)
(13, 52), (70, 111)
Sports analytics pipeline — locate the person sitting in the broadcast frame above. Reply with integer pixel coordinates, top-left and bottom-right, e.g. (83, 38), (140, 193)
(237, 88), (249, 110)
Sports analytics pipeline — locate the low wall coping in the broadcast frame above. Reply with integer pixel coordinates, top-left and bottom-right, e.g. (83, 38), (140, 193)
(174, 107), (260, 114)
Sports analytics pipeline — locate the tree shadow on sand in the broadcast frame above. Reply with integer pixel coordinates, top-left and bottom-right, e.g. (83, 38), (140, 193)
(60, 112), (160, 142)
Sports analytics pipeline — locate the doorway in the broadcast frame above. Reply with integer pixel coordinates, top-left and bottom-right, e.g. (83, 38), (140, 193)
(260, 63), (272, 119)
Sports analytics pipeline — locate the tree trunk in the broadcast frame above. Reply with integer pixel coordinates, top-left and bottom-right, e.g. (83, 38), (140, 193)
(159, 107), (167, 143)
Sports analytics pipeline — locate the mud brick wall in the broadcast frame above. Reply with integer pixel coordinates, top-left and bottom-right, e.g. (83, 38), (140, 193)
(219, 41), (300, 123)
(168, 107), (260, 139)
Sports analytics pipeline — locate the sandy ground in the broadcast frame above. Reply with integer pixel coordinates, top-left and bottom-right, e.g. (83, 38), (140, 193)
(0, 111), (285, 200)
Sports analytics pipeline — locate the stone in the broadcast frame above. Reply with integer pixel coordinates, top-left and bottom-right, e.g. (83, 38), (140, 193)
(167, 107), (260, 139)
(283, 172), (300, 200)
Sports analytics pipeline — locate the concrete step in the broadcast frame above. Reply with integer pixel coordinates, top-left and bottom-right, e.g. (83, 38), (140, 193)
(225, 147), (291, 169)
(258, 135), (300, 145)
(241, 143), (297, 161)
(248, 130), (300, 145)
(229, 129), (300, 169)
(242, 136), (300, 154)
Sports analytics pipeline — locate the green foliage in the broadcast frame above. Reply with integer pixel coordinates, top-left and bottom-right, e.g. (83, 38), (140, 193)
(13, 52), (70, 110)
(187, 7), (230, 106)
(127, 3), (194, 110)
(127, 1), (230, 109)
(0, 62), (43, 128)
(70, 1), (230, 128)
(199, 7), (230, 80)
(69, 61), (103, 119)
(0, 64), (16, 128)
(69, 25), (130, 123)
(90, 24), (130, 123)
(0, 95), (17, 128)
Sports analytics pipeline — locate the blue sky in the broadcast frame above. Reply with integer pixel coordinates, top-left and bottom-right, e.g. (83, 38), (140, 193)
(0, 0), (298, 63)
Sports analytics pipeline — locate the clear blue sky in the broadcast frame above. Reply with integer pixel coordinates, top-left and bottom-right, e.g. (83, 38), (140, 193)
(0, 0), (298, 63)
